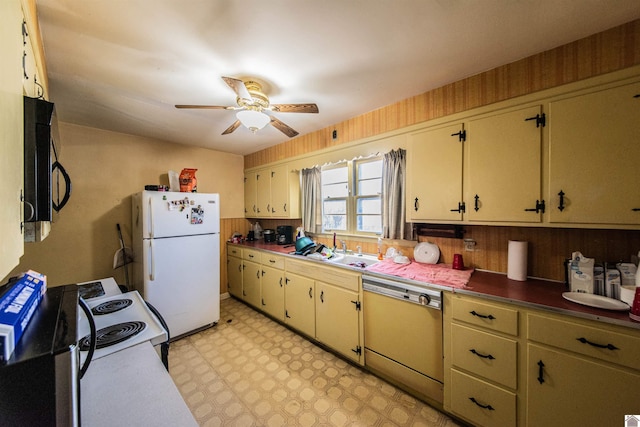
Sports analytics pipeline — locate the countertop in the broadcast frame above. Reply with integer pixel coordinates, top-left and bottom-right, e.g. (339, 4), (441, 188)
(228, 240), (640, 330)
(82, 341), (197, 427)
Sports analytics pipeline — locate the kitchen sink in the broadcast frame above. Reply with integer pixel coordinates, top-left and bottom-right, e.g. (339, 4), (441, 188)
(328, 253), (380, 268)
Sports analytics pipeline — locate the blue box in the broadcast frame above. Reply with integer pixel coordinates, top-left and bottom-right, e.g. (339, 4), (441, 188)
(0, 271), (47, 361)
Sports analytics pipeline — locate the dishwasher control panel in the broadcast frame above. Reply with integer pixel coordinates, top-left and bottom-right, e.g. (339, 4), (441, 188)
(362, 275), (441, 310)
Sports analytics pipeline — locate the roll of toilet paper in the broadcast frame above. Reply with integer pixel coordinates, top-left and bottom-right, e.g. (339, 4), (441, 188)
(507, 240), (528, 281)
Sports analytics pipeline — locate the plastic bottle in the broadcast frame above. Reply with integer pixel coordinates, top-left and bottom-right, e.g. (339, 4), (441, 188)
(254, 222), (263, 240)
(377, 237), (384, 260)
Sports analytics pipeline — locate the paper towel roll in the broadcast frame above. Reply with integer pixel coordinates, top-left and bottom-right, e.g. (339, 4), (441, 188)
(507, 240), (528, 281)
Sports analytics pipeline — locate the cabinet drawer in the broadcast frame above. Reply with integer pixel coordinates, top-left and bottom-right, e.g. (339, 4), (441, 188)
(451, 323), (518, 389)
(286, 259), (360, 292)
(227, 245), (242, 257)
(243, 248), (261, 262)
(452, 296), (518, 336)
(261, 252), (284, 269)
(528, 313), (640, 371)
(450, 369), (516, 427)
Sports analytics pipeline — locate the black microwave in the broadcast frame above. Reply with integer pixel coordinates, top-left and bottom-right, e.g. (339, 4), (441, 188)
(23, 96), (54, 222)
(0, 285), (84, 426)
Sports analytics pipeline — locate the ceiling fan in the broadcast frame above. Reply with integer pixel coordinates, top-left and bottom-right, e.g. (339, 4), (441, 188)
(175, 76), (319, 137)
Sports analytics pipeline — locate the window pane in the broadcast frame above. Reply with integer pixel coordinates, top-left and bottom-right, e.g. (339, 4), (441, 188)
(358, 178), (381, 196)
(358, 160), (382, 180)
(357, 198), (381, 214)
(323, 182), (348, 198)
(322, 167), (348, 185)
(323, 199), (347, 230)
(357, 215), (382, 233)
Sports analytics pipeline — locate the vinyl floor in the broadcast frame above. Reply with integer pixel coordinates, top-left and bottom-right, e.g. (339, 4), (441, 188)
(169, 297), (461, 427)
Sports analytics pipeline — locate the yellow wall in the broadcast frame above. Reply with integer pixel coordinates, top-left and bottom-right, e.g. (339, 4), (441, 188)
(4, 122), (244, 286)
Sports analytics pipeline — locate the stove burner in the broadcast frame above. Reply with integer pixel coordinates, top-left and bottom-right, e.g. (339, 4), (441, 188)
(80, 321), (147, 351)
(91, 298), (133, 315)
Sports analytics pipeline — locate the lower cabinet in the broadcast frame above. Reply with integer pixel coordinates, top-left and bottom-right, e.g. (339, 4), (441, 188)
(227, 254), (243, 299)
(242, 259), (262, 308)
(283, 272), (315, 337)
(315, 281), (361, 363)
(261, 264), (284, 321)
(526, 343), (640, 427)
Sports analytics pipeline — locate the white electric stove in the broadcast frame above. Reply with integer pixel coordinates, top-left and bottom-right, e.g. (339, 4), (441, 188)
(76, 278), (168, 361)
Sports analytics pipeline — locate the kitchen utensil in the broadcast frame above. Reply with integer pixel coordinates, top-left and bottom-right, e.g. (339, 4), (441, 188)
(414, 242), (440, 264)
(294, 236), (315, 254)
(263, 229), (276, 243)
(452, 254), (464, 270)
(562, 292), (630, 311)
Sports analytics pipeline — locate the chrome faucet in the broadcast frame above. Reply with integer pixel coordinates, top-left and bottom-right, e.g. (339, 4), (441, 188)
(339, 240), (347, 254)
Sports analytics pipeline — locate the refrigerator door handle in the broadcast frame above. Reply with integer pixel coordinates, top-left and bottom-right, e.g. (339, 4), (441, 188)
(148, 239), (155, 281)
(148, 196), (154, 238)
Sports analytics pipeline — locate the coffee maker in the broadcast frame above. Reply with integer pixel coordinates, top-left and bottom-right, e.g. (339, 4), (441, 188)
(277, 225), (293, 245)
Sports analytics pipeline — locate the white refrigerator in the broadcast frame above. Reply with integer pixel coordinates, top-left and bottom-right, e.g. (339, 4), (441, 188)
(132, 190), (220, 339)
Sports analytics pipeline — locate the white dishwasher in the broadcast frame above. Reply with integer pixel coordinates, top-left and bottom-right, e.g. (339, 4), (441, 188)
(362, 274), (444, 405)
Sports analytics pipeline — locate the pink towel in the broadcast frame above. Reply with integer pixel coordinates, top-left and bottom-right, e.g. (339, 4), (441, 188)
(365, 258), (473, 289)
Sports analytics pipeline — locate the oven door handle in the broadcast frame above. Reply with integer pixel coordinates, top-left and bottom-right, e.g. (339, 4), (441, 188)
(78, 297), (97, 379)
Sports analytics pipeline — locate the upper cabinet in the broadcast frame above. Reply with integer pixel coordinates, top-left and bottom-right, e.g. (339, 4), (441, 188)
(0, 0), (26, 280)
(407, 123), (464, 222)
(547, 81), (640, 226)
(464, 105), (544, 223)
(245, 163), (300, 219)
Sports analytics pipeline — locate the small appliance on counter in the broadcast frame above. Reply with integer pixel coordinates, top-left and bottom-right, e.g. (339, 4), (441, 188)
(277, 225), (293, 245)
(263, 229), (277, 243)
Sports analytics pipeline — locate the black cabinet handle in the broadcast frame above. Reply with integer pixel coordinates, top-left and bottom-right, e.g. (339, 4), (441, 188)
(469, 397), (494, 411)
(285, 310), (290, 318)
(309, 287), (313, 299)
(279, 277), (283, 287)
(576, 337), (619, 351)
(524, 200), (545, 214)
(470, 349), (495, 360)
(470, 310), (495, 320)
(474, 194), (480, 212)
(414, 197), (419, 212)
(558, 190), (565, 212)
(450, 202), (465, 213)
(524, 113), (546, 127)
(320, 290), (324, 303)
(537, 360), (545, 384)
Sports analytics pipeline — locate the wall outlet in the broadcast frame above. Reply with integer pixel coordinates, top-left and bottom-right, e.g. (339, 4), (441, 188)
(463, 238), (476, 252)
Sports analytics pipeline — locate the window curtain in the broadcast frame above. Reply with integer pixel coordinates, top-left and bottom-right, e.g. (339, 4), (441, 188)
(382, 149), (407, 239)
(301, 166), (321, 234)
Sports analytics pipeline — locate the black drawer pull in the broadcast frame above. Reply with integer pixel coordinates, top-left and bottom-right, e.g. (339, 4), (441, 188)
(470, 310), (495, 320)
(469, 397), (494, 411)
(576, 337), (619, 350)
(470, 349), (495, 360)
(537, 360), (545, 384)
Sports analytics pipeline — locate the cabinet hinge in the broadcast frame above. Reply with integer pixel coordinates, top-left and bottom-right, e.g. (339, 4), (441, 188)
(524, 113), (546, 128)
(451, 129), (466, 142)
(351, 300), (361, 311)
(352, 345), (362, 356)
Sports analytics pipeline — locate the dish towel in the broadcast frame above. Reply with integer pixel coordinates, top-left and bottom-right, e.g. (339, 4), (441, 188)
(365, 258), (473, 289)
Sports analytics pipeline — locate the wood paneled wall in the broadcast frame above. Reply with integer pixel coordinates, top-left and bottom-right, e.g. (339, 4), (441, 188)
(233, 20), (640, 283)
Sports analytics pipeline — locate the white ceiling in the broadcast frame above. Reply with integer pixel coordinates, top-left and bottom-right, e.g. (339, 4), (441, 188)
(36, 0), (640, 156)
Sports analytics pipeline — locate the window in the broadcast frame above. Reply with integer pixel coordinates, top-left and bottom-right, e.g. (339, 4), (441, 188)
(321, 157), (382, 235)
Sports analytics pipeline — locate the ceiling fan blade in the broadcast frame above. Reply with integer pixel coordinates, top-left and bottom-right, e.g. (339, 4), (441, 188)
(270, 103), (319, 113)
(222, 120), (241, 135)
(175, 105), (234, 109)
(222, 76), (252, 101)
(270, 116), (299, 138)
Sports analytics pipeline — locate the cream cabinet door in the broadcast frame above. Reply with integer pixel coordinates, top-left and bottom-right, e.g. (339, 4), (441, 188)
(465, 105), (543, 222)
(243, 171), (257, 217)
(407, 123), (464, 222)
(315, 281), (361, 363)
(261, 265), (284, 321)
(227, 255), (243, 299)
(527, 343), (640, 427)
(242, 259), (261, 308)
(548, 82), (640, 225)
(256, 168), (271, 217)
(269, 164), (288, 217)
(0, 0), (25, 279)
(284, 272), (315, 337)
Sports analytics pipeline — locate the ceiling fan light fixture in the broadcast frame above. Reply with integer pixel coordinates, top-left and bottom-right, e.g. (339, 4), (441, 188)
(236, 109), (270, 133)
